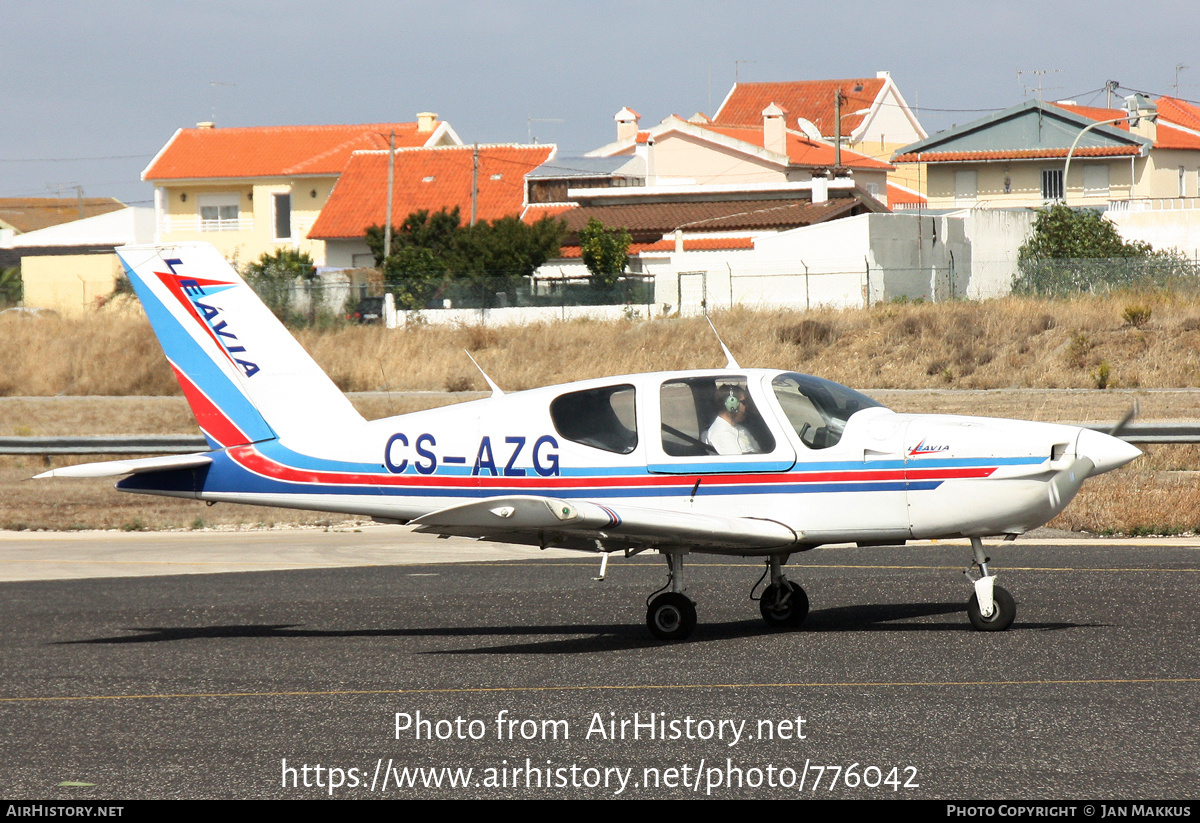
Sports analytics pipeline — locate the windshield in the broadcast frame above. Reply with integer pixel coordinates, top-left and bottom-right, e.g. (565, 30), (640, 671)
(770, 373), (885, 450)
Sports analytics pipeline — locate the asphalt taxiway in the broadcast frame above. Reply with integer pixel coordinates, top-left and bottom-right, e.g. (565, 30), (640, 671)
(1, 528), (1197, 799)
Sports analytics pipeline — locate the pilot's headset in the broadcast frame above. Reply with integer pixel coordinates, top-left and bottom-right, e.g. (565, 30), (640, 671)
(722, 386), (742, 414)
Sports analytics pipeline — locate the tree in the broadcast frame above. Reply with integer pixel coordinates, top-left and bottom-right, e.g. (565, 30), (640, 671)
(1019, 203), (1142, 260)
(578, 218), (631, 294)
(366, 209), (462, 309)
(0, 266), (22, 307)
(1013, 203), (1192, 295)
(366, 209), (566, 309)
(243, 248), (317, 321)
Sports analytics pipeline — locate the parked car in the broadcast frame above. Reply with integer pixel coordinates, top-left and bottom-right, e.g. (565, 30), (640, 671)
(349, 297), (384, 324)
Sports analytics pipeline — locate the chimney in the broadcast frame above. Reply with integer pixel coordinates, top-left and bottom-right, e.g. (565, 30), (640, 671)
(615, 107), (641, 142)
(417, 112), (438, 133)
(811, 173), (829, 204)
(634, 133), (656, 185)
(762, 103), (787, 155)
(196, 121), (215, 129)
(1123, 94), (1157, 142)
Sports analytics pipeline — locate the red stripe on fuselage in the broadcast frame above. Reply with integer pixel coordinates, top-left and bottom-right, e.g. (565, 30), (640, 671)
(225, 446), (999, 491)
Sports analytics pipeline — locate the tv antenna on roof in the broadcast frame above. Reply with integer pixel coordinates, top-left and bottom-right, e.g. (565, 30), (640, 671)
(1016, 68), (1062, 102)
(527, 117), (564, 144)
(1171, 64), (1191, 96)
(210, 81), (236, 124)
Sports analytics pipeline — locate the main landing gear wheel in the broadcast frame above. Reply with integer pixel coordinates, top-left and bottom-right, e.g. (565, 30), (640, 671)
(759, 581), (809, 629)
(647, 592), (697, 641)
(967, 585), (1016, 632)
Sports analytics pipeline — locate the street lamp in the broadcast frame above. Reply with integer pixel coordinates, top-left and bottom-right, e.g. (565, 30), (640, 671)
(1062, 112), (1153, 203)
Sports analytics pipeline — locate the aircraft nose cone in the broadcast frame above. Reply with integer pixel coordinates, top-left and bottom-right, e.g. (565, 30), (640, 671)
(1076, 428), (1142, 476)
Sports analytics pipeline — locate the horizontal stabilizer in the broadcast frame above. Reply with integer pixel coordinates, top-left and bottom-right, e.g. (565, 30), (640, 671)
(34, 453), (213, 479)
(410, 495), (799, 551)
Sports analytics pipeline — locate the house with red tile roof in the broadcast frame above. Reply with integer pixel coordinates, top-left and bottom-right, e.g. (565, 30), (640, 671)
(586, 107), (894, 203)
(712, 72), (927, 193)
(0, 197), (126, 237)
(891, 95), (1200, 211)
(142, 114), (461, 265)
(308, 143), (557, 268)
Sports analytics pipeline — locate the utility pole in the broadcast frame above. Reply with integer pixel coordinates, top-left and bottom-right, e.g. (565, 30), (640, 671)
(834, 88), (846, 171)
(384, 130), (395, 262)
(1105, 79), (1120, 108)
(471, 143), (479, 226)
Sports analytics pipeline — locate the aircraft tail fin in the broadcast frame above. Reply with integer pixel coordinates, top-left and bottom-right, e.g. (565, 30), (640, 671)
(116, 243), (364, 450)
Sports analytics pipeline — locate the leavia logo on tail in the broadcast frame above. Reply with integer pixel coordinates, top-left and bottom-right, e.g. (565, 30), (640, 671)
(155, 257), (261, 378)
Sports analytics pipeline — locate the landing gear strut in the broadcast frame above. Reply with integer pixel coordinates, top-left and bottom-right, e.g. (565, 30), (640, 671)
(758, 554), (809, 629)
(964, 536), (1016, 631)
(646, 551), (696, 640)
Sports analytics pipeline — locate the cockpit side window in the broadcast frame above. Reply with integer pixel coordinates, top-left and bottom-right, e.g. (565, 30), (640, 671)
(660, 376), (775, 457)
(770, 373), (883, 450)
(549, 385), (638, 454)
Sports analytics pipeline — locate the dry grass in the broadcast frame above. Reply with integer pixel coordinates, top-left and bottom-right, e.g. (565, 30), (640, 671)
(8, 293), (1200, 396)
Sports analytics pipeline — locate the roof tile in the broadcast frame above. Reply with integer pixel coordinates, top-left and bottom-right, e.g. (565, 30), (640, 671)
(308, 144), (555, 239)
(714, 79), (886, 135)
(893, 146), (1142, 163)
(559, 198), (866, 242)
(0, 197), (125, 233)
(144, 122), (436, 180)
(558, 236), (757, 258)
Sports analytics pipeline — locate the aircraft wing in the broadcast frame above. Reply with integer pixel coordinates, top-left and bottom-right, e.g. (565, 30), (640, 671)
(409, 495), (800, 552)
(34, 453), (213, 479)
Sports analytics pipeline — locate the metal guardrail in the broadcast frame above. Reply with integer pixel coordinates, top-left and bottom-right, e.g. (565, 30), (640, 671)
(0, 435), (208, 455)
(1081, 422), (1200, 444)
(0, 424), (1198, 456)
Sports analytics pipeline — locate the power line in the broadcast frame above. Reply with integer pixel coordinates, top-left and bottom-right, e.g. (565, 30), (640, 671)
(0, 153), (153, 163)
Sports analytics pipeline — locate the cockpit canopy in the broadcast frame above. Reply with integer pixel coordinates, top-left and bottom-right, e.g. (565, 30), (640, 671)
(769, 372), (884, 449)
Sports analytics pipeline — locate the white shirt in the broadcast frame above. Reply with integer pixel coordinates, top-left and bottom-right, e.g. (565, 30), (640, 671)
(704, 415), (761, 455)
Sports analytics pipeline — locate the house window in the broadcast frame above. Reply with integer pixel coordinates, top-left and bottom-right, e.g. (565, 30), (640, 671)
(197, 193), (240, 231)
(1083, 165), (1109, 198)
(1180, 167), (1187, 198)
(953, 171), (977, 206)
(273, 193), (292, 239)
(1041, 169), (1064, 202)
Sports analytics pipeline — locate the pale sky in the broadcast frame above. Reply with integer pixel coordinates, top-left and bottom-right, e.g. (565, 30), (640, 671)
(4, 0), (1198, 206)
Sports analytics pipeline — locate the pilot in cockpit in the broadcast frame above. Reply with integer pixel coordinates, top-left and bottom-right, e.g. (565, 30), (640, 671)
(704, 384), (762, 455)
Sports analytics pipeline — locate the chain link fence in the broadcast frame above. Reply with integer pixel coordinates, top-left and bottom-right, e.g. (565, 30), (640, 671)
(243, 271), (655, 326)
(1012, 257), (1200, 296)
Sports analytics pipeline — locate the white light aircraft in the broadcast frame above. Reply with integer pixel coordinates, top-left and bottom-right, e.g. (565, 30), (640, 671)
(39, 243), (1142, 640)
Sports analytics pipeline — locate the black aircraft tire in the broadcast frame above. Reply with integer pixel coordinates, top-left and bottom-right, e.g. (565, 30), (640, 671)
(967, 585), (1016, 631)
(646, 592), (697, 641)
(759, 581), (810, 629)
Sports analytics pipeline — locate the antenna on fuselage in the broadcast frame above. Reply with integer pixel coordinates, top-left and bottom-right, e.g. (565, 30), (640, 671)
(705, 316), (741, 369)
(464, 350), (504, 397)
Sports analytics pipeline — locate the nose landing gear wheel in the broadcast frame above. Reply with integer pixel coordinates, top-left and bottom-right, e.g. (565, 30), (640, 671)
(647, 592), (697, 641)
(967, 585), (1016, 631)
(759, 581), (809, 629)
